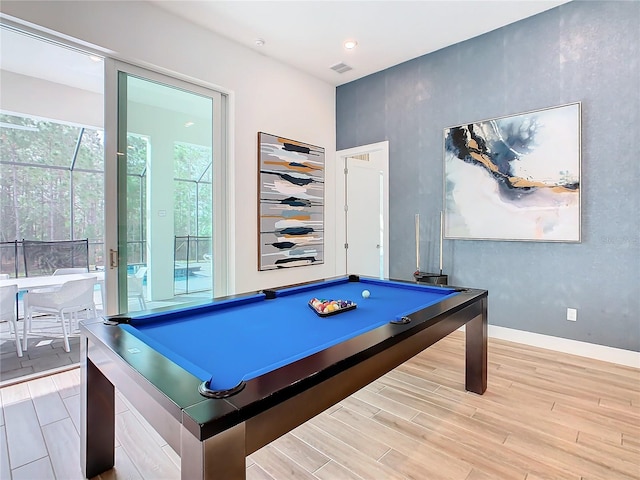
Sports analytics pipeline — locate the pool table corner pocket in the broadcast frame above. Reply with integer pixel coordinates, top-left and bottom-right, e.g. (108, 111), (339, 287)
(199, 378), (246, 399)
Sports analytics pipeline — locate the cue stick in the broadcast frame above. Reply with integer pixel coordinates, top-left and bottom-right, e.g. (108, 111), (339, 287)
(415, 213), (420, 272)
(439, 211), (444, 275)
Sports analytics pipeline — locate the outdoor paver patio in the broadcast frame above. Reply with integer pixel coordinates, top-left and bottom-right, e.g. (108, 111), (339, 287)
(0, 316), (81, 383)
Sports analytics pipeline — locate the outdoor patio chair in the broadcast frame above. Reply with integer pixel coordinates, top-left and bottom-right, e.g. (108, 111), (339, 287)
(0, 284), (22, 357)
(23, 276), (97, 353)
(53, 267), (89, 275)
(128, 266), (147, 310)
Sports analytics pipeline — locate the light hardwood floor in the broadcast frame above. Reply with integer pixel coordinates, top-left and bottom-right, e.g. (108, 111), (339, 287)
(1, 332), (638, 480)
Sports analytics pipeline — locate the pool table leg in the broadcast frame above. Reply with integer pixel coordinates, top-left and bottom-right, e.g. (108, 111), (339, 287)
(180, 422), (246, 480)
(465, 297), (488, 394)
(80, 337), (115, 478)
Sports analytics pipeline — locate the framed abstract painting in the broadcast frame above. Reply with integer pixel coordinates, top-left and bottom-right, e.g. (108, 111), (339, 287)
(443, 102), (581, 242)
(258, 132), (325, 270)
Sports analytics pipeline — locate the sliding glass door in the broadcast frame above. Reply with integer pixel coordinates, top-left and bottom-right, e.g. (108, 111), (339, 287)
(105, 61), (227, 314)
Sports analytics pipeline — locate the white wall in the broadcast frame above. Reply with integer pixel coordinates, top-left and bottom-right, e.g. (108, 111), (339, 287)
(0, 0), (338, 295)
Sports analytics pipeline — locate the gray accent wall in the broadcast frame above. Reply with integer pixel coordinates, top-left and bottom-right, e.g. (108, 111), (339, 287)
(336, 1), (639, 351)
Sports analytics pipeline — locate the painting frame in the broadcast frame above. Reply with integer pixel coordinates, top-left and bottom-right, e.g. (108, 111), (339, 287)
(258, 132), (325, 270)
(443, 102), (581, 243)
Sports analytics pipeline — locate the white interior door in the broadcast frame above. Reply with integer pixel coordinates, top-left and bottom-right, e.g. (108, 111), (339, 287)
(335, 142), (389, 278)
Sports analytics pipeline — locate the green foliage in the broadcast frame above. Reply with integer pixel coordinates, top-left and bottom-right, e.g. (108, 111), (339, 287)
(0, 115), (104, 264)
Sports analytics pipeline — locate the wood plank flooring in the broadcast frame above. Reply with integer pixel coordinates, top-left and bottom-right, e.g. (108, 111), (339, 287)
(0, 332), (638, 479)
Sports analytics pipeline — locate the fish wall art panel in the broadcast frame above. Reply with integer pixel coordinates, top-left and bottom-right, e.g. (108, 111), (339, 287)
(443, 102), (581, 242)
(258, 132), (325, 270)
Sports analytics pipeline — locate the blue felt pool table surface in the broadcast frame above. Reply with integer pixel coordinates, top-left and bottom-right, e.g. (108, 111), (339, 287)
(120, 277), (459, 391)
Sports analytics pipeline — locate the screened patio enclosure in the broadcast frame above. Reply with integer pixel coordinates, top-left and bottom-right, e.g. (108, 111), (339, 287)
(0, 112), (212, 296)
(125, 130), (213, 296)
(0, 114), (105, 268)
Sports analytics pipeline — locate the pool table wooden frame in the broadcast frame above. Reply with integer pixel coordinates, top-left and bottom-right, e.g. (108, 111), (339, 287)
(80, 277), (487, 479)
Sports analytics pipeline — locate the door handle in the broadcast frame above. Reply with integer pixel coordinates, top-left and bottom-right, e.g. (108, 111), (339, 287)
(109, 249), (118, 268)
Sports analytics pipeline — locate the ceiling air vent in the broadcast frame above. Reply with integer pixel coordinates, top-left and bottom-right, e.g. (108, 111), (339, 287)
(330, 62), (352, 74)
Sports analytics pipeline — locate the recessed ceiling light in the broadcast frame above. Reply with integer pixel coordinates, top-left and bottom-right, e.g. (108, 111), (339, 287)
(184, 121), (195, 128)
(343, 40), (358, 50)
(255, 38), (266, 47)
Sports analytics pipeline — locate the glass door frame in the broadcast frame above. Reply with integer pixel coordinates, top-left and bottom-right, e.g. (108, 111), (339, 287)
(104, 59), (229, 315)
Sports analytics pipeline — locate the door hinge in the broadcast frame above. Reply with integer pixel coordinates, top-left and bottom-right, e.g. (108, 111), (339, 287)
(344, 167), (348, 175)
(344, 243), (349, 249)
(344, 204), (348, 212)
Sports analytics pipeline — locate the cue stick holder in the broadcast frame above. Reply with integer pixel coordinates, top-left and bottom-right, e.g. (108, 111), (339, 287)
(413, 213), (448, 285)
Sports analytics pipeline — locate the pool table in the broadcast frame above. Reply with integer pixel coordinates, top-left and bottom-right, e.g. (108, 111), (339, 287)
(80, 275), (487, 480)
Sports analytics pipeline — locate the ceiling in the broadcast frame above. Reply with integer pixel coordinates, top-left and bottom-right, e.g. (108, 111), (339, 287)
(149, 0), (570, 86)
(0, 0), (570, 95)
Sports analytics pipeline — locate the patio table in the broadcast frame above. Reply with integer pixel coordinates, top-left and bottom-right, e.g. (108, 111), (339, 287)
(0, 272), (105, 315)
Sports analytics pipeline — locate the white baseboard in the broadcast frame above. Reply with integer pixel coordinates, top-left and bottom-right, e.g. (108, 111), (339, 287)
(486, 325), (640, 368)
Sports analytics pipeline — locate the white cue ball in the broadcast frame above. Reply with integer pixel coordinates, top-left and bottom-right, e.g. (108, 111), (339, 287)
(361, 290), (370, 298)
